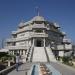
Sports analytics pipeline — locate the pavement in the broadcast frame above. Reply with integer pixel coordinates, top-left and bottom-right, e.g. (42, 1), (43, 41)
(7, 63), (33, 75)
(7, 62), (75, 75)
(50, 62), (75, 75)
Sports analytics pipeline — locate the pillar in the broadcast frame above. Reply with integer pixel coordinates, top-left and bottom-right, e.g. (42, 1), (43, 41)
(23, 50), (25, 55)
(33, 38), (34, 47)
(12, 51), (14, 55)
(17, 50), (19, 54)
(8, 60), (10, 67)
(27, 41), (28, 47)
(44, 38), (45, 47)
(22, 50), (26, 63)
(20, 50), (22, 55)
(28, 41), (29, 47)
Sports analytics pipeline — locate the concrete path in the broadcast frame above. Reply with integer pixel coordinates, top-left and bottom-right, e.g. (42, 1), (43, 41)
(50, 62), (75, 75)
(7, 63), (33, 75)
(7, 62), (75, 75)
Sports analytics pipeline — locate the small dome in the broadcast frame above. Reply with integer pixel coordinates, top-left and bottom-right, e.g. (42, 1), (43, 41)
(32, 16), (45, 21)
(54, 23), (60, 28)
(61, 31), (66, 35)
(19, 22), (24, 27)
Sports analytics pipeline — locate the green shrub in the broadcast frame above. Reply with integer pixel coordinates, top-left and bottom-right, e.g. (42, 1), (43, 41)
(62, 56), (74, 66)
(62, 56), (70, 63)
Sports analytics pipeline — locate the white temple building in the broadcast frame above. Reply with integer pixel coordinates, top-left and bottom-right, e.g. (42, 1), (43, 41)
(5, 15), (72, 63)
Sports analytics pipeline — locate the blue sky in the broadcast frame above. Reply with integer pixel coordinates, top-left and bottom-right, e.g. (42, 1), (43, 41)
(0, 0), (75, 46)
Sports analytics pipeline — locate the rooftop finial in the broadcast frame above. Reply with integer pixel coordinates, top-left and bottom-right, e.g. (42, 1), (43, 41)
(36, 6), (40, 16)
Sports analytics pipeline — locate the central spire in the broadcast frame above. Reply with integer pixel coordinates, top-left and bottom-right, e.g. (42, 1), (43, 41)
(36, 6), (40, 16)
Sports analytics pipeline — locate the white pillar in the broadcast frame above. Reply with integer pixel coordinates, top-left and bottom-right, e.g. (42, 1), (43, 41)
(33, 38), (34, 47)
(20, 50), (22, 55)
(44, 38), (45, 47)
(23, 50), (25, 55)
(12, 51), (14, 55)
(17, 50), (19, 54)
(27, 41), (29, 47)
(8, 60), (10, 67)
(22, 50), (26, 63)
(28, 41), (29, 47)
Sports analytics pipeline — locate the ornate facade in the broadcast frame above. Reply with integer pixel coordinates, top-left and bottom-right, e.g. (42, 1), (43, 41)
(5, 15), (72, 62)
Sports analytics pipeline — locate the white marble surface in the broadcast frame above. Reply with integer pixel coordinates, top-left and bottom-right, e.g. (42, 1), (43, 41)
(32, 47), (47, 62)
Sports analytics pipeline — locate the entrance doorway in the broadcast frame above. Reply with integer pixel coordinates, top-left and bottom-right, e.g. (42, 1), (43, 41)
(36, 40), (42, 47)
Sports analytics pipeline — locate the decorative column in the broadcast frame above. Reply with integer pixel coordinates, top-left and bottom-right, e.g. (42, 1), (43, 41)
(27, 41), (29, 47)
(17, 50), (19, 54)
(44, 38), (45, 47)
(33, 38), (34, 47)
(23, 50), (25, 55)
(8, 60), (10, 67)
(20, 50), (22, 55)
(28, 41), (29, 47)
(23, 50), (26, 63)
(12, 51), (14, 55)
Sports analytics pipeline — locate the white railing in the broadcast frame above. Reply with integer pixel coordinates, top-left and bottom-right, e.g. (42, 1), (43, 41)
(63, 38), (71, 43)
(6, 38), (16, 42)
(17, 26), (32, 33)
(57, 45), (64, 50)
(5, 46), (28, 50)
(6, 32), (48, 42)
(30, 32), (48, 37)
(32, 24), (46, 28)
(57, 44), (72, 50)
(6, 37), (29, 42)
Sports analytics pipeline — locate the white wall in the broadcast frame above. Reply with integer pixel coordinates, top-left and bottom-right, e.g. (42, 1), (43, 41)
(17, 32), (30, 38)
(57, 45), (64, 50)
(57, 44), (72, 50)
(59, 51), (64, 57)
(16, 41), (25, 46)
(16, 41), (28, 46)
(65, 44), (72, 50)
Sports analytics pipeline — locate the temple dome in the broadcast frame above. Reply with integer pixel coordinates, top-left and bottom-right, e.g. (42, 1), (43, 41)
(32, 16), (45, 21)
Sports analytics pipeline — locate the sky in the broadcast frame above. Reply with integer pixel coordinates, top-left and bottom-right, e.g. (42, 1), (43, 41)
(0, 0), (75, 47)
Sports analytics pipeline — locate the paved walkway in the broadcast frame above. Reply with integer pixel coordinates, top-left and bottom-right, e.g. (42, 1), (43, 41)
(50, 62), (75, 75)
(7, 62), (75, 75)
(7, 63), (33, 75)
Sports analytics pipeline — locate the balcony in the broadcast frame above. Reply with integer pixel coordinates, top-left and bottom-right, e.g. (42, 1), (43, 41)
(18, 27), (32, 32)
(57, 45), (64, 50)
(11, 26), (33, 34)
(6, 37), (29, 42)
(63, 38), (71, 43)
(5, 46), (28, 50)
(32, 24), (46, 29)
(6, 38), (16, 42)
(6, 32), (48, 42)
(30, 32), (48, 37)
(56, 44), (72, 50)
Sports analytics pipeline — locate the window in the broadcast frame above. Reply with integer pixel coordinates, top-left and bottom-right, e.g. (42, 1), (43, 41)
(35, 21), (43, 24)
(35, 29), (43, 33)
(12, 42), (15, 46)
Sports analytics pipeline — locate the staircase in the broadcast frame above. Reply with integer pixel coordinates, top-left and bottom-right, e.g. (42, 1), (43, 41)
(46, 47), (56, 62)
(32, 47), (47, 62)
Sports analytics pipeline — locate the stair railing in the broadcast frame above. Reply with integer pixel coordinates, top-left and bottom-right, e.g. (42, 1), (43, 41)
(44, 47), (50, 62)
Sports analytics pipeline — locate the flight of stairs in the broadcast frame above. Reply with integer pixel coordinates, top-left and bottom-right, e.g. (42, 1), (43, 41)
(46, 47), (56, 62)
(32, 47), (47, 62)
